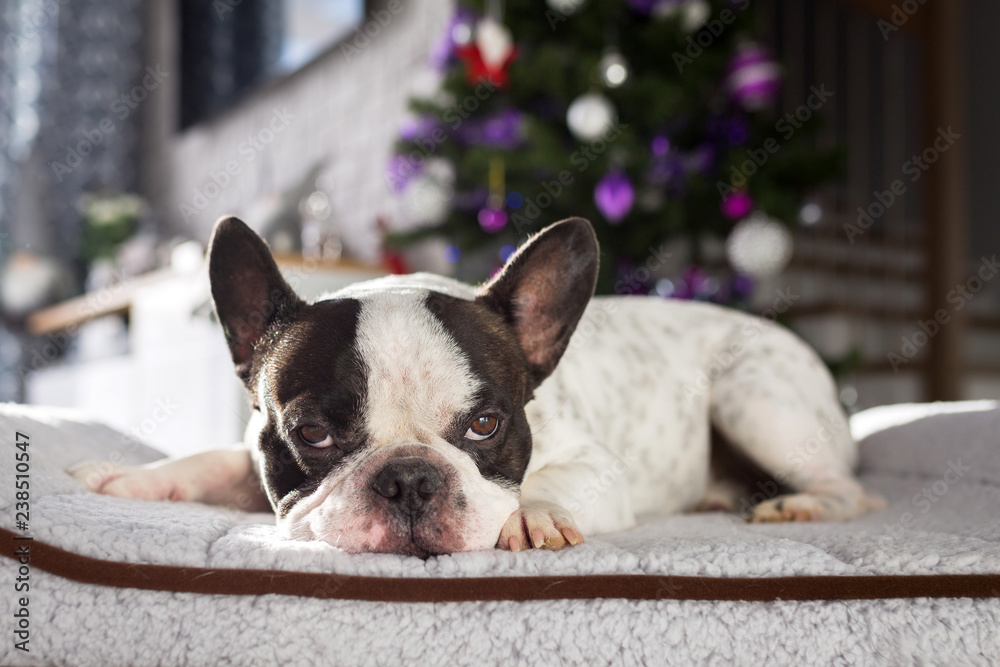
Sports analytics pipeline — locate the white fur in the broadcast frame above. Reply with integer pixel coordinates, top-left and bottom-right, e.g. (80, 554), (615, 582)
(355, 291), (480, 446)
(521, 297), (859, 532)
(325, 272), (476, 303)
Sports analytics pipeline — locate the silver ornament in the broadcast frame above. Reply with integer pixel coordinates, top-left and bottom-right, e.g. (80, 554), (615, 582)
(598, 50), (630, 88)
(404, 165), (454, 226)
(798, 201), (823, 225)
(546, 0), (586, 15)
(725, 213), (793, 278)
(566, 93), (616, 141)
(681, 0), (710, 32)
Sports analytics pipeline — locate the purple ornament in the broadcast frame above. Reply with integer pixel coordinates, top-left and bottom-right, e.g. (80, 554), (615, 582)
(651, 135), (671, 156)
(720, 190), (753, 220)
(706, 115), (749, 146)
(452, 187), (490, 211)
(647, 153), (685, 189)
(727, 43), (782, 111)
(730, 273), (755, 298)
(613, 259), (650, 295)
(461, 109), (523, 148)
(477, 207), (508, 233)
(386, 155), (420, 193)
(594, 171), (635, 224)
(727, 118), (749, 145)
(686, 143), (716, 175)
(626, 0), (659, 14)
(674, 265), (709, 300)
(627, 0), (681, 15)
(430, 8), (477, 70)
(399, 116), (438, 142)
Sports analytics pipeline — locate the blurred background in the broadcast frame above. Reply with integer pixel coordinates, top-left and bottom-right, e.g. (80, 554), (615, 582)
(0, 0), (993, 456)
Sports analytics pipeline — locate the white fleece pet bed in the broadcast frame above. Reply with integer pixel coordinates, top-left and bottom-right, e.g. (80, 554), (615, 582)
(1, 400), (999, 666)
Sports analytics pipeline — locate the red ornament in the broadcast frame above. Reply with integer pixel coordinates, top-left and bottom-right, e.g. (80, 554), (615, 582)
(457, 18), (517, 89)
(457, 43), (517, 89)
(376, 215), (410, 274)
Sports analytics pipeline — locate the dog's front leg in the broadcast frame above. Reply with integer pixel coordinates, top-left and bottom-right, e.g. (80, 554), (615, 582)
(498, 443), (636, 552)
(68, 448), (270, 511)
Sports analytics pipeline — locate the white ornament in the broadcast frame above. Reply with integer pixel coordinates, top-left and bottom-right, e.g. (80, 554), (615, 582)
(403, 159), (454, 226)
(725, 213), (793, 278)
(798, 201), (822, 225)
(0, 252), (68, 316)
(598, 50), (630, 88)
(451, 22), (473, 46)
(681, 0), (710, 32)
(475, 17), (514, 69)
(652, 1), (682, 19)
(653, 0), (710, 32)
(566, 93), (616, 141)
(546, 0), (586, 15)
(404, 177), (453, 226)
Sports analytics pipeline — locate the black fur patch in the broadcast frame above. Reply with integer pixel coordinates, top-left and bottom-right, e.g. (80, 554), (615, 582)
(256, 298), (368, 514)
(425, 291), (534, 487)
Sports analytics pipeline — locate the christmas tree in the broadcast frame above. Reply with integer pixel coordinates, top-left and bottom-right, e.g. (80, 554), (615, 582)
(388, 0), (842, 300)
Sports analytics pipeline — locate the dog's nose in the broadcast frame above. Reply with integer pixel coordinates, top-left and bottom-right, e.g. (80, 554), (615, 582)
(372, 457), (444, 515)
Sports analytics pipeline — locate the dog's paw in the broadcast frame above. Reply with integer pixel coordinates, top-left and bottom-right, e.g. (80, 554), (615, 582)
(749, 488), (887, 523)
(68, 461), (189, 502)
(748, 493), (826, 523)
(497, 501), (584, 552)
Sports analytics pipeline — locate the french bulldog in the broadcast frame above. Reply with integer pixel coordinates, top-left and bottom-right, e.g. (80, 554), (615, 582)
(71, 216), (882, 557)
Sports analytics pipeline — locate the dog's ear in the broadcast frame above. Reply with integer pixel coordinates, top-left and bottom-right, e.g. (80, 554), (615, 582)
(477, 217), (599, 388)
(208, 216), (304, 385)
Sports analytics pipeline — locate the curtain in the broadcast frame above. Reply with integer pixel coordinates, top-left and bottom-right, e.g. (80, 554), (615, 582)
(0, 0), (145, 401)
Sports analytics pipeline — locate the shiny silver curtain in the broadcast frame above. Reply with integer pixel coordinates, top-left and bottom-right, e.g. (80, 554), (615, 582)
(38, 0), (145, 266)
(0, 0), (144, 401)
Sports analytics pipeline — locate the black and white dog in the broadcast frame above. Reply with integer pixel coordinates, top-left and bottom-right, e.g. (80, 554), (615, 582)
(71, 217), (882, 556)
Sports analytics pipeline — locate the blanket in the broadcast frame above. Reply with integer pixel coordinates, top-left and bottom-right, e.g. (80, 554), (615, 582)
(1, 400), (999, 666)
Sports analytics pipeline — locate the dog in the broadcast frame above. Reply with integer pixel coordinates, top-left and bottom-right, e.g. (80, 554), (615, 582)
(71, 216), (882, 556)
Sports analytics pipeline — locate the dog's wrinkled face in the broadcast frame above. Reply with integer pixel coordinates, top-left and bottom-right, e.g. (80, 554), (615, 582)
(255, 286), (532, 556)
(207, 216), (598, 556)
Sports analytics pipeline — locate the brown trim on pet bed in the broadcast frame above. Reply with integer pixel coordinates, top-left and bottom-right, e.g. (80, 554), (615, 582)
(4, 528), (999, 603)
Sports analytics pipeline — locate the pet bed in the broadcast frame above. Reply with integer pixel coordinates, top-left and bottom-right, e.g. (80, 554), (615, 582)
(1, 400), (999, 666)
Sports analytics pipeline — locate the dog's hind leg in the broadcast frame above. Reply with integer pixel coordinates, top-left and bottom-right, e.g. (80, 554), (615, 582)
(708, 322), (884, 522)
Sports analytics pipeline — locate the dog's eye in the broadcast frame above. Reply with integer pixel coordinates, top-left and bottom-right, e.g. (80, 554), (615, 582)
(465, 415), (499, 441)
(298, 425), (332, 448)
